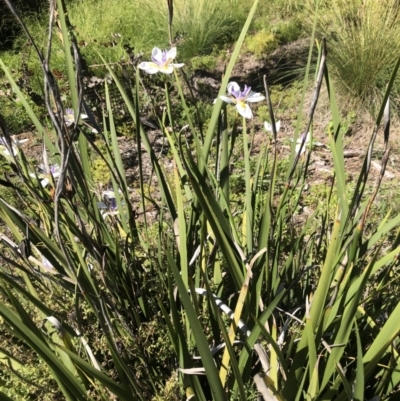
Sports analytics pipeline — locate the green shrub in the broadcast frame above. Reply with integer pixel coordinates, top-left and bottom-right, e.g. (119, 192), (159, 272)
(190, 55), (218, 72)
(244, 29), (278, 58)
(275, 19), (303, 44)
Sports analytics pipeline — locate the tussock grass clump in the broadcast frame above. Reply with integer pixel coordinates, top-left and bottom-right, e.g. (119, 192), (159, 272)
(311, 0), (400, 109)
(67, 0), (245, 60)
(171, 0), (245, 58)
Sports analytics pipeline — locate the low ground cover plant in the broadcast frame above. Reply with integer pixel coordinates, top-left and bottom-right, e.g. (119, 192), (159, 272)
(0, 0), (400, 400)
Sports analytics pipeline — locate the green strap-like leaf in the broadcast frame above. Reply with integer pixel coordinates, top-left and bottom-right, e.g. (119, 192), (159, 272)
(56, 347), (134, 400)
(168, 251), (227, 400)
(0, 302), (87, 400)
(179, 136), (244, 289)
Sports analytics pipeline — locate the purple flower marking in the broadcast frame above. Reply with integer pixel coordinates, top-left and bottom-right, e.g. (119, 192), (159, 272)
(230, 84), (252, 100)
(152, 50), (168, 66)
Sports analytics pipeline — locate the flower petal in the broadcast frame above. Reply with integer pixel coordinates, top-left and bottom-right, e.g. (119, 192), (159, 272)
(138, 62), (161, 74)
(41, 178), (50, 187)
(242, 85), (252, 97)
(236, 102), (253, 119)
(295, 133), (310, 155)
(166, 47), (177, 60)
(2, 147), (17, 156)
(158, 65), (174, 74)
(0, 145), (9, 156)
(265, 120), (281, 133)
(41, 256), (53, 269)
(297, 132), (310, 144)
(295, 142), (303, 155)
(16, 138), (29, 144)
(227, 82), (240, 95)
(246, 93), (265, 103)
(219, 95), (234, 104)
(64, 114), (74, 123)
(102, 190), (116, 198)
(171, 62), (185, 69)
(151, 47), (163, 64)
(12, 140), (27, 149)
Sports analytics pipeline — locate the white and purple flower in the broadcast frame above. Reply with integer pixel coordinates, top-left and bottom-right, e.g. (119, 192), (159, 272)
(138, 47), (184, 75)
(295, 132), (310, 155)
(29, 163), (60, 187)
(39, 164), (60, 187)
(64, 108), (98, 133)
(294, 132), (323, 155)
(219, 82), (265, 119)
(97, 189), (121, 218)
(0, 135), (29, 156)
(64, 108), (88, 127)
(264, 120), (281, 134)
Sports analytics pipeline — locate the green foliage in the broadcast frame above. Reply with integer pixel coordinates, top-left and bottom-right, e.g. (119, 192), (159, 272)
(0, 0), (248, 108)
(244, 29), (278, 58)
(258, 82), (304, 121)
(90, 141), (112, 185)
(274, 20), (303, 44)
(0, 90), (43, 133)
(151, 371), (181, 401)
(190, 55), (218, 72)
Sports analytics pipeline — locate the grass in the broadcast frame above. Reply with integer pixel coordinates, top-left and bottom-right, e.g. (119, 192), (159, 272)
(308, 0), (400, 110)
(52, 0), (246, 61)
(0, 0), (253, 133)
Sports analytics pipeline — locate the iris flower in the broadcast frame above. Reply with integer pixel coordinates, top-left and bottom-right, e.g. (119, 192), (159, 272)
(220, 82), (265, 119)
(97, 190), (120, 218)
(138, 47), (184, 75)
(295, 132), (310, 155)
(0, 135), (29, 156)
(29, 164), (60, 187)
(64, 108), (99, 133)
(64, 108), (88, 127)
(39, 164), (60, 187)
(264, 120), (281, 134)
(294, 133), (323, 155)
